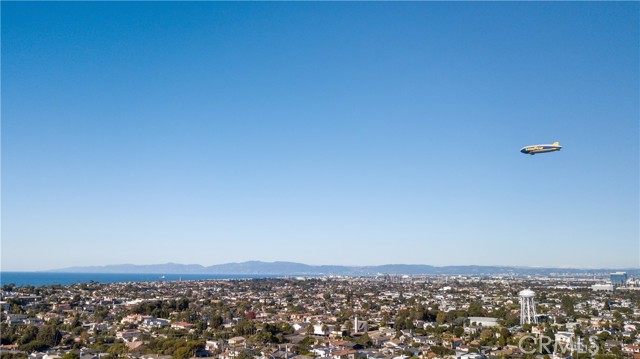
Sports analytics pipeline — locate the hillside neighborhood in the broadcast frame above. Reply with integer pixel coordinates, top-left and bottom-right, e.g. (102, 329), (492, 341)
(1, 274), (640, 359)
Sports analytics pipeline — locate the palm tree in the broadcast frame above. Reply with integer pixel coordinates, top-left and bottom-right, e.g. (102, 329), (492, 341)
(322, 324), (329, 336)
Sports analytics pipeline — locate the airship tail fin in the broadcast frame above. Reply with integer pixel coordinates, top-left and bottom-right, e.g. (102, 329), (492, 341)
(553, 141), (559, 146)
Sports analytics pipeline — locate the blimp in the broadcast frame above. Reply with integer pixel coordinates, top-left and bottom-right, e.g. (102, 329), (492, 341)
(520, 141), (562, 155)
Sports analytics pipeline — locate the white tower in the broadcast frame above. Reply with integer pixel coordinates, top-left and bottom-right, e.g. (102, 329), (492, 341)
(519, 289), (538, 325)
(354, 316), (359, 334)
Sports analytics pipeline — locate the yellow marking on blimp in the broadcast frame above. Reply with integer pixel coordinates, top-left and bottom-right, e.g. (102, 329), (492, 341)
(520, 141), (562, 155)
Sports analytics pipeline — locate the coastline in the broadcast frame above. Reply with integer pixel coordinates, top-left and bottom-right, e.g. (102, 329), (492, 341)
(0, 272), (286, 287)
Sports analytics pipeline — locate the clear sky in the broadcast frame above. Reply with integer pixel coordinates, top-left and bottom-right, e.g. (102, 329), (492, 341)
(2, 2), (638, 271)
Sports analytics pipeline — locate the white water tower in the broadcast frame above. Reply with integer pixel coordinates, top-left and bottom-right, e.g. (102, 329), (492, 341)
(519, 289), (538, 325)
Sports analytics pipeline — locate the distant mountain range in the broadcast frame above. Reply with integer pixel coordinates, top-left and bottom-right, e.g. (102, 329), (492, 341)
(49, 261), (640, 276)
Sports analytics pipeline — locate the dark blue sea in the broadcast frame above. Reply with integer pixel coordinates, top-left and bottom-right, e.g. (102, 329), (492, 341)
(0, 272), (284, 287)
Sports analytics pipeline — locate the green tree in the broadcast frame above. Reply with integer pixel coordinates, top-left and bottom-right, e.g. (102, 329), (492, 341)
(467, 303), (484, 317)
(173, 347), (191, 359)
(356, 333), (373, 348)
(561, 296), (575, 315)
(431, 346), (454, 356)
(343, 320), (353, 335)
(62, 353), (80, 359)
(1, 353), (28, 359)
(108, 342), (128, 357)
(613, 311), (623, 323)
(36, 325), (62, 347)
(235, 319), (256, 336)
(1, 284), (16, 292)
(321, 324), (329, 335)
(19, 341), (49, 353)
(177, 297), (190, 311)
(253, 329), (273, 344)
(18, 326), (39, 345)
(210, 314), (224, 329)
(236, 350), (254, 359)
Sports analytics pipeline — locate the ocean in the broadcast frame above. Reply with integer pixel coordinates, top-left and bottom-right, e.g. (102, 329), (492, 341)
(0, 272), (284, 287)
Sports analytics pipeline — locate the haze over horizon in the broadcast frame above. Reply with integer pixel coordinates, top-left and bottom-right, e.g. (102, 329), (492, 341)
(2, 2), (638, 271)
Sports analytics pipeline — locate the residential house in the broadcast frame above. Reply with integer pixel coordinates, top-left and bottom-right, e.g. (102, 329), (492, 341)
(228, 336), (246, 346)
(330, 349), (357, 359)
(116, 329), (142, 342)
(171, 322), (194, 331)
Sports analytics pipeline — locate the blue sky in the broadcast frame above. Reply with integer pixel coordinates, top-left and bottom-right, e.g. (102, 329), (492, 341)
(2, 2), (638, 271)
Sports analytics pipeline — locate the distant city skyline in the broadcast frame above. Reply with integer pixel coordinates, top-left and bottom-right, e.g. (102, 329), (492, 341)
(2, 2), (638, 271)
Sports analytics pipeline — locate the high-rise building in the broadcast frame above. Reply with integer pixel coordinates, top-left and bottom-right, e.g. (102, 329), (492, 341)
(610, 272), (628, 287)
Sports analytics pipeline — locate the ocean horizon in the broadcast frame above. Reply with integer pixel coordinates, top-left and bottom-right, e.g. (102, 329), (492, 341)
(0, 272), (286, 287)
